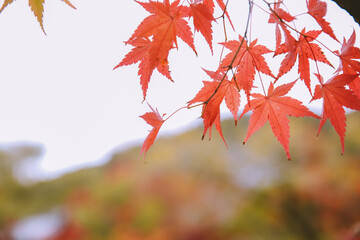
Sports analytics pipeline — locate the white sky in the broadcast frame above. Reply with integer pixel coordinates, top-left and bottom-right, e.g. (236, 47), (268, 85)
(0, 0), (358, 179)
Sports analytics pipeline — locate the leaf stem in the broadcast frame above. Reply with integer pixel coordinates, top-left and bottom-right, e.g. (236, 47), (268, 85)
(164, 106), (188, 121)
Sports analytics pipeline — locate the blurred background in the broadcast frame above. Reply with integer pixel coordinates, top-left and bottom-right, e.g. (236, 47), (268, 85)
(0, 112), (359, 240)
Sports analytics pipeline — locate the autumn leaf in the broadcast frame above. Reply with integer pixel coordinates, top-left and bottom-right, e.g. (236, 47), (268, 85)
(29, 0), (46, 34)
(307, 0), (338, 41)
(268, 0), (296, 51)
(118, 0), (196, 99)
(187, 77), (228, 145)
(131, 0), (196, 53)
(0, 0), (76, 34)
(335, 30), (360, 74)
(113, 37), (172, 98)
(240, 81), (320, 160)
(276, 29), (332, 94)
(189, 1), (215, 53)
(203, 69), (241, 124)
(334, 30), (360, 98)
(188, 69), (241, 146)
(219, 35), (274, 101)
(313, 74), (360, 154)
(139, 104), (165, 160)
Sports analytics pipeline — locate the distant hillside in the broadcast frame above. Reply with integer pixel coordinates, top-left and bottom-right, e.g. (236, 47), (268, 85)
(1, 112), (360, 240)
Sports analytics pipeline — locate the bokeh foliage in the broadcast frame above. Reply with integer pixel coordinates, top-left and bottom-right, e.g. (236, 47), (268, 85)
(0, 113), (359, 240)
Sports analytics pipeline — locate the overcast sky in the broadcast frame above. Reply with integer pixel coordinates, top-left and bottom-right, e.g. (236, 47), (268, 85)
(0, 0), (358, 180)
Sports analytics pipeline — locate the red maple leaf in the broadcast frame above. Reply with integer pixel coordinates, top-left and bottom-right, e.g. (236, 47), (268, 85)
(276, 29), (332, 94)
(116, 0), (196, 99)
(113, 38), (172, 98)
(189, 0), (215, 53)
(240, 81), (320, 160)
(335, 30), (360, 97)
(307, 0), (338, 41)
(268, 1), (296, 51)
(349, 79), (360, 98)
(188, 69), (241, 145)
(139, 104), (165, 160)
(313, 74), (360, 154)
(335, 30), (360, 74)
(219, 36), (274, 101)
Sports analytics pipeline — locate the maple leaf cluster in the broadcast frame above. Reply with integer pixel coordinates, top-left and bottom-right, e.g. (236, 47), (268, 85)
(113, 0), (229, 99)
(116, 0), (360, 160)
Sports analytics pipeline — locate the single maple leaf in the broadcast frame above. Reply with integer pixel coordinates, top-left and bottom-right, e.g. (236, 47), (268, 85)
(131, 0), (196, 52)
(219, 35), (274, 101)
(113, 38), (172, 98)
(187, 79), (227, 145)
(334, 30), (360, 98)
(240, 81), (320, 160)
(203, 69), (241, 124)
(313, 74), (360, 154)
(189, 1), (215, 53)
(0, 0), (76, 34)
(188, 69), (240, 146)
(120, 0), (196, 99)
(268, 1), (296, 51)
(276, 29), (332, 94)
(335, 30), (360, 74)
(29, 0), (46, 34)
(139, 104), (165, 160)
(307, 0), (338, 41)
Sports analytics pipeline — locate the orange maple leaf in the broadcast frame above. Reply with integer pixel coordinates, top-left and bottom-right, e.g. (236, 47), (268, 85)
(219, 35), (274, 101)
(335, 30), (360, 74)
(189, 0), (215, 53)
(188, 69), (241, 146)
(139, 104), (165, 160)
(117, 0), (196, 99)
(240, 81), (320, 160)
(313, 74), (360, 154)
(335, 30), (360, 97)
(268, 0), (296, 51)
(113, 37), (172, 98)
(0, 0), (75, 34)
(276, 29), (332, 94)
(307, 0), (338, 41)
